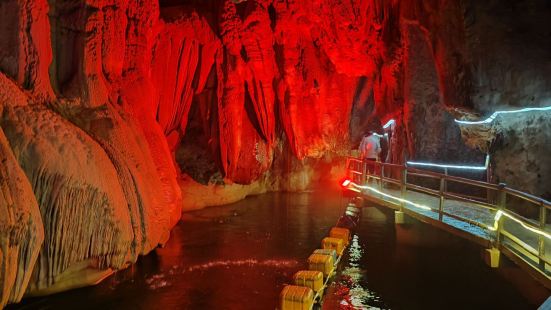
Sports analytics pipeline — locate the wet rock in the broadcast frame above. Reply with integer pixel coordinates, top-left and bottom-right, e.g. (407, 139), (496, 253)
(0, 127), (43, 307)
(1, 0), (550, 304)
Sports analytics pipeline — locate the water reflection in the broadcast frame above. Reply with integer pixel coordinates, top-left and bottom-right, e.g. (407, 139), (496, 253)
(338, 235), (386, 309)
(10, 191), (535, 310)
(323, 210), (390, 310)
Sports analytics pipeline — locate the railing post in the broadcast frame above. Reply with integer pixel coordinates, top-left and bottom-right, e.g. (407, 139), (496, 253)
(362, 160), (367, 185)
(438, 176), (445, 221)
(538, 203), (547, 270)
(379, 163), (384, 191)
(444, 167), (448, 192)
(486, 154), (492, 204)
(400, 166), (407, 211)
(495, 183), (507, 249)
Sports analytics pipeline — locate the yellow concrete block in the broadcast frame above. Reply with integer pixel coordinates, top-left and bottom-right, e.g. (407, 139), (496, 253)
(293, 270), (324, 294)
(322, 237), (345, 256)
(395, 211), (405, 224)
(313, 249), (338, 264)
(308, 253), (334, 277)
(330, 227), (350, 246)
(483, 248), (500, 268)
(280, 285), (314, 310)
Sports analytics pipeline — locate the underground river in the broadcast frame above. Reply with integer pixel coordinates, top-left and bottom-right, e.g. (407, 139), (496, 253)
(10, 190), (540, 309)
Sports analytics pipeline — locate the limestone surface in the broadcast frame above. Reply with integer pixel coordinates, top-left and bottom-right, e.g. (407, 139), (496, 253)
(0, 0), (550, 306)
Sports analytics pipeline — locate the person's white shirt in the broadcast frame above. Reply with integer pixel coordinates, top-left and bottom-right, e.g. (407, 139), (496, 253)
(359, 134), (381, 160)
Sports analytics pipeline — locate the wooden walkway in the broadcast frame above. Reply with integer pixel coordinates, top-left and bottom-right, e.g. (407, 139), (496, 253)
(344, 157), (551, 288)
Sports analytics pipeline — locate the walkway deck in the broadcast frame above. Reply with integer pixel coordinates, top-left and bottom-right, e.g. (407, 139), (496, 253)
(344, 157), (551, 288)
(361, 183), (494, 241)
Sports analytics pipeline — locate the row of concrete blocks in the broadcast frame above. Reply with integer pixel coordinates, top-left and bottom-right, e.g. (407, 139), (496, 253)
(279, 202), (362, 309)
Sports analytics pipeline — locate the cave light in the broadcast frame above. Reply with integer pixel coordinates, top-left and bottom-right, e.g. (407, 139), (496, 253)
(346, 181), (432, 211)
(454, 106), (551, 125)
(488, 210), (551, 241)
(407, 154), (490, 171)
(382, 119), (395, 129)
(342, 180), (551, 241)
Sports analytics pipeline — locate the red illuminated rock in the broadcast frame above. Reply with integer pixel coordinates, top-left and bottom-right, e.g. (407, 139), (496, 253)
(273, 1), (358, 159)
(240, 1), (278, 145)
(151, 12), (221, 149)
(1, 0), (550, 305)
(215, 0), (274, 183)
(0, 0), (54, 100)
(0, 0), (185, 300)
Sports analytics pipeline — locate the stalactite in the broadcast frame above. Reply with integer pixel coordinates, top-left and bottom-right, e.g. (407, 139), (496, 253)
(151, 12), (221, 149)
(215, 0), (273, 183)
(241, 1), (277, 145)
(1, 0), (550, 305)
(274, 2), (357, 159)
(0, 0), (53, 100)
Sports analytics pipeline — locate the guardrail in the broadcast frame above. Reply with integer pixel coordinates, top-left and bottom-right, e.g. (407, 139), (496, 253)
(344, 156), (551, 283)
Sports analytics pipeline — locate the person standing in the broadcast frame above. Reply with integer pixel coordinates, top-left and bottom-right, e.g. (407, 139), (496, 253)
(359, 131), (382, 161)
(359, 131), (382, 182)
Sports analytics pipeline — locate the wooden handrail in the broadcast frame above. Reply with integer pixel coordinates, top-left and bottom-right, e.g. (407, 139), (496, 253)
(407, 166), (501, 190)
(407, 171), (442, 180)
(345, 155), (551, 277)
(442, 192), (497, 211)
(345, 155), (547, 215)
(407, 183), (440, 197)
(443, 174), (501, 191)
(504, 187), (551, 209)
(407, 167), (443, 179)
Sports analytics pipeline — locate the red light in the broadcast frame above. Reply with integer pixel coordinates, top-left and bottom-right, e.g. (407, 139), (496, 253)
(341, 179), (351, 187)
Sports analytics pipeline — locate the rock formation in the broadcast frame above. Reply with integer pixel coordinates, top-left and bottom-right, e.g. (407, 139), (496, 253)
(0, 0), (550, 306)
(0, 122), (43, 306)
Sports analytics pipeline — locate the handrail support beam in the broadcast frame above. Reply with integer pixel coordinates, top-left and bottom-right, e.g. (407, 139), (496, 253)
(439, 176), (445, 221)
(539, 204), (547, 271)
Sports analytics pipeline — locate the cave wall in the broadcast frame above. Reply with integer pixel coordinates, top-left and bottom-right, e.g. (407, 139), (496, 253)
(457, 0), (551, 198)
(167, 0), (550, 201)
(147, 0), (549, 201)
(0, 0), (184, 305)
(0, 0), (550, 305)
(364, 0), (550, 197)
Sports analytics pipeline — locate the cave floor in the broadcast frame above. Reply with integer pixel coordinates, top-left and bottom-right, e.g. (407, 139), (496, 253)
(10, 190), (537, 309)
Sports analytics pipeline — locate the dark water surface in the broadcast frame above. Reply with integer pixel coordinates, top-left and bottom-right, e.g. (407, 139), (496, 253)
(12, 191), (538, 309)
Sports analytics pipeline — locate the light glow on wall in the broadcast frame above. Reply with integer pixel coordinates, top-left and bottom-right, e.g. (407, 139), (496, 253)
(455, 106), (551, 125)
(407, 155), (490, 171)
(382, 119), (395, 129)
